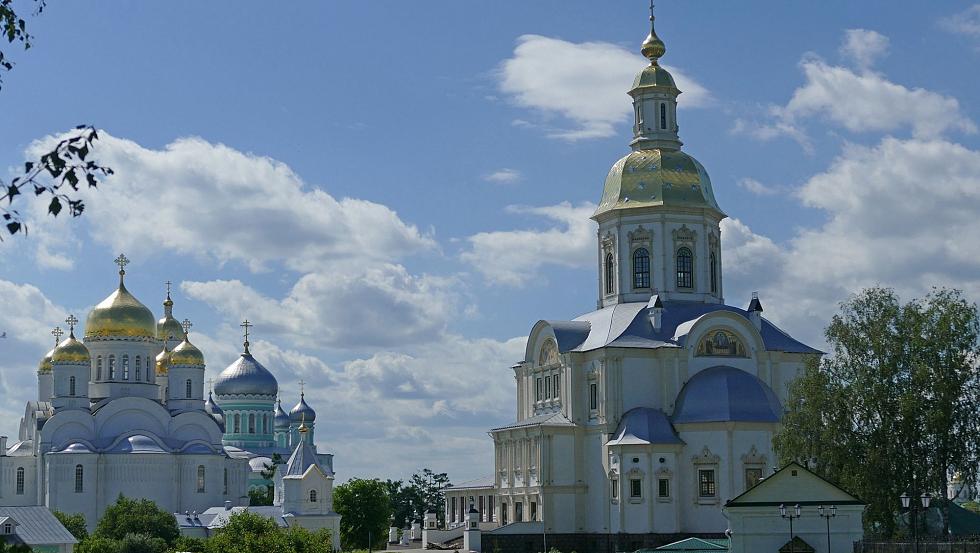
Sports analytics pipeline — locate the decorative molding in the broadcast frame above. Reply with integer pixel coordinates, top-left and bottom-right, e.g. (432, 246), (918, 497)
(655, 466), (673, 478)
(708, 232), (719, 249)
(695, 329), (748, 358)
(628, 225), (652, 244)
(601, 231), (616, 251)
(628, 467), (645, 479)
(672, 224), (696, 243)
(692, 446), (720, 465)
(741, 445), (768, 466)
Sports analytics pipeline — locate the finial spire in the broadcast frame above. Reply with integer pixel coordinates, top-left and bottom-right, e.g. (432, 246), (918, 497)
(207, 378), (214, 395)
(298, 412), (308, 434)
(299, 379), (305, 398)
(240, 319), (252, 354)
(52, 326), (64, 345)
(181, 318), (192, 337)
(640, 0), (666, 64)
(114, 253), (130, 285)
(65, 314), (78, 339)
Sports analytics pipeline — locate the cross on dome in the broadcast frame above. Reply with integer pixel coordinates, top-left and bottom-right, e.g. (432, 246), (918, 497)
(165, 280), (172, 299)
(65, 314), (79, 338)
(641, 0), (666, 64)
(241, 319), (252, 354)
(114, 253), (130, 274)
(51, 326), (64, 345)
(207, 378), (213, 394)
(299, 379), (305, 397)
(181, 318), (192, 336)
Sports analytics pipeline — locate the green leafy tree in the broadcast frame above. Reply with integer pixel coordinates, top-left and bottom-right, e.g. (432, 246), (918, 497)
(284, 525), (333, 553)
(334, 478), (391, 550)
(248, 453), (285, 506)
(775, 287), (980, 537)
(173, 535), (208, 553)
(93, 496), (180, 547)
(409, 469), (450, 525)
(53, 510), (88, 541)
(76, 536), (122, 553)
(117, 533), (166, 553)
(204, 511), (291, 553)
(248, 487), (274, 507)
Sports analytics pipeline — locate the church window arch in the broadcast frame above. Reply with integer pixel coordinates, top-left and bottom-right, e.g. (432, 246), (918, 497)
(309, 489), (318, 503)
(135, 356), (141, 381)
(196, 465), (205, 493)
(709, 252), (718, 294)
(248, 414), (255, 434)
(604, 253), (615, 295)
(223, 468), (228, 495)
(233, 414), (241, 433)
(15, 468), (24, 495)
(633, 248), (651, 289)
(74, 464), (83, 493)
(185, 379), (192, 399)
(538, 339), (559, 367)
(122, 354), (129, 380)
(107, 355), (116, 380)
(96, 356), (102, 380)
(69, 376), (76, 397)
(660, 103), (667, 130)
(676, 248), (693, 289)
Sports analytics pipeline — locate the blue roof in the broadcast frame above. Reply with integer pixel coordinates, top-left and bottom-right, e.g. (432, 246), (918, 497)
(608, 407), (683, 446)
(672, 366), (783, 424)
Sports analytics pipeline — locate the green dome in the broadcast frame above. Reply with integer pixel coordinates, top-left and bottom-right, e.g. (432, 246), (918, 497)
(632, 65), (676, 90)
(593, 149), (723, 219)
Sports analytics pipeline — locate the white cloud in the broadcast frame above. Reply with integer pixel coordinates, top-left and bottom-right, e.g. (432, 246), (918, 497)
(483, 168), (522, 184)
(0, 279), (70, 349)
(498, 35), (710, 141)
(736, 177), (780, 196)
(24, 133), (436, 273)
(182, 264), (462, 350)
(461, 202), (596, 287)
(940, 5), (980, 38)
(839, 29), (889, 70)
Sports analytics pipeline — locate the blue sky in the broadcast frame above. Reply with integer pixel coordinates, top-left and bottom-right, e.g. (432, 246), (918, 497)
(1, 1), (980, 483)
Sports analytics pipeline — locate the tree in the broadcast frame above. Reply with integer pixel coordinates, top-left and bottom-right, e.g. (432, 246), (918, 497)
(93, 495), (180, 547)
(204, 511), (291, 553)
(116, 533), (166, 553)
(334, 478), (391, 550)
(283, 525), (333, 553)
(76, 536), (122, 553)
(248, 487), (274, 507)
(250, 453), (285, 506)
(409, 469), (450, 525)
(775, 287), (980, 537)
(53, 510), (88, 541)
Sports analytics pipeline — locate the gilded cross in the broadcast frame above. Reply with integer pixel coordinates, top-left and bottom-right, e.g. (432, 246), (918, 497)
(181, 318), (193, 335)
(65, 314), (78, 335)
(51, 326), (64, 345)
(165, 280), (172, 296)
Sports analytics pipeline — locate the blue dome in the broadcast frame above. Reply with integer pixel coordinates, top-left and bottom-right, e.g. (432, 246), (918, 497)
(672, 366), (783, 424)
(214, 353), (278, 398)
(274, 400), (290, 428)
(608, 407), (682, 446)
(289, 394), (316, 423)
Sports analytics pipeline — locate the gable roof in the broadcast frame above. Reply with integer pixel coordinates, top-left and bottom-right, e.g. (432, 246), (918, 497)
(491, 411), (575, 432)
(0, 506), (77, 545)
(283, 437), (326, 478)
(726, 462), (865, 507)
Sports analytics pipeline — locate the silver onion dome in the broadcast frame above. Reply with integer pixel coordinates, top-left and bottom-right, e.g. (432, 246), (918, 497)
(213, 352), (278, 398)
(289, 393), (316, 423)
(274, 399), (290, 428)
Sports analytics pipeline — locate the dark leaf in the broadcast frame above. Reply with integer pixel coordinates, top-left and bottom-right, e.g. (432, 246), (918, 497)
(6, 222), (20, 234)
(24, 161), (33, 172)
(64, 170), (79, 189)
(86, 173), (97, 188)
(48, 197), (61, 216)
(6, 184), (19, 202)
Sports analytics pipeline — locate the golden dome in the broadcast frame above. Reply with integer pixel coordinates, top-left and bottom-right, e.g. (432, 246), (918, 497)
(52, 335), (91, 365)
(640, 13), (666, 64)
(593, 149), (723, 220)
(632, 65), (676, 90)
(171, 337), (204, 366)
(85, 275), (156, 340)
(155, 347), (171, 376)
(38, 348), (55, 374)
(157, 314), (183, 344)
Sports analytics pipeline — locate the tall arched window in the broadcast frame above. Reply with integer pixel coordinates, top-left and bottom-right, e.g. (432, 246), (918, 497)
(135, 357), (142, 382)
(676, 247), (693, 289)
(632, 248), (650, 289)
(196, 465), (205, 493)
(122, 354), (129, 380)
(69, 376), (76, 397)
(309, 489), (318, 503)
(248, 413), (256, 434)
(604, 253), (615, 295)
(185, 379), (192, 399)
(96, 356), (102, 380)
(74, 464), (83, 493)
(233, 414), (241, 433)
(15, 467), (24, 495)
(709, 252), (718, 294)
(107, 355), (116, 380)
(660, 103), (667, 129)
(223, 468), (228, 495)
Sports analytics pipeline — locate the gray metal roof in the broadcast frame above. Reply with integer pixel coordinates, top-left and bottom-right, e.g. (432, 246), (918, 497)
(607, 407), (683, 446)
(550, 300), (820, 354)
(491, 411), (575, 432)
(288, 394), (316, 423)
(283, 438), (325, 477)
(174, 505), (287, 530)
(448, 475), (495, 490)
(672, 366), (783, 424)
(0, 506), (77, 545)
(214, 353), (278, 398)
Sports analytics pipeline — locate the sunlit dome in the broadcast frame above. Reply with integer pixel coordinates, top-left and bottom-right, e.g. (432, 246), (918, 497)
(85, 257), (156, 340)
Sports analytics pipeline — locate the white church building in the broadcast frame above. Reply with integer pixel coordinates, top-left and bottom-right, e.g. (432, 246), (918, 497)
(454, 11), (821, 552)
(3, 255), (339, 539)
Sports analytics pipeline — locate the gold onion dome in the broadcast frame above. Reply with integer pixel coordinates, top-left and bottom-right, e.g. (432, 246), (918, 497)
(155, 346), (171, 376)
(171, 336), (204, 366)
(52, 333), (91, 365)
(640, 9), (666, 64)
(85, 258), (156, 340)
(157, 313), (184, 344)
(38, 348), (55, 374)
(594, 149), (722, 218)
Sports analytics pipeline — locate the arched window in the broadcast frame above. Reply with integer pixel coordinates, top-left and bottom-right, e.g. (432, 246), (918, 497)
(107, 355), (116, 380)
(309, 489), (318, 503)
(135, 356), (142, 382)
(96, 356), (102, 380)
(223, 468), (228, 495)
(709, 252), (718, 294)
(122, 354), (129, 380)
(233, 414), (241, 433)
(196, 465), (206, 493)
(185, 379), (192, 399)
(632, 248), (650, 289)
(248, 413), (256, 434)
(15, 467), (24, 495)
(69, 376), (76, 397)
(676, 247), (693, 289)
(74, 464), (83, 493)
(604, 253), (615, 295)
(660, 103), (667, 129)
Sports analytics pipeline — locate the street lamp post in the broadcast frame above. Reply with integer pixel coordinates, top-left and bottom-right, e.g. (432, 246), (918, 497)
(779, 503), (802, 553)
(817, 505), (836, 553)
(901, 491), (933, 553)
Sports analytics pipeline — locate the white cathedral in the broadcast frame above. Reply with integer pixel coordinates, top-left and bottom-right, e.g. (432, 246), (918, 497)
(445, 11), (821, 548)
(3, 255), (339, 538)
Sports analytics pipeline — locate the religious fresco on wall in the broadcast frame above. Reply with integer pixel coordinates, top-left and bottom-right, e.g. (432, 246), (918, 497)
(695, 329), (747, 357)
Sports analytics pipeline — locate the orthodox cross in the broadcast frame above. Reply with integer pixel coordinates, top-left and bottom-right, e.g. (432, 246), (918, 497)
(51, 326), (64, 345)
(181, 318), (193, 336)
(65, 314), (78, 337)
(207, 378), (214, 395)
(114, 253), (130, 274)
(241, 319), (252, 353)
(165, 280), (172, 297)
(299, 379), (305, 397)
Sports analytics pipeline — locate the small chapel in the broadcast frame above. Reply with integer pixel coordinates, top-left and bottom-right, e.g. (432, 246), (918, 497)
(447, 8), (821, 551)
(2, 254), (339, 538)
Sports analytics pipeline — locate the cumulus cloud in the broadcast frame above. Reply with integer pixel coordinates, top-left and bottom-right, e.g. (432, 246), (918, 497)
(497, 35), (710, 141)
(839, 29), (889, 70)
(461, 202), (596, 287)
(940, 5), (980, 39)
(483, 168), (522, 184)
(24, 133), (436, 273)
(736, 177), (780, 196)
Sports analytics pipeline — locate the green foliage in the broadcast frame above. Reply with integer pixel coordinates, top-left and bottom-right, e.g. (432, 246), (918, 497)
(204, 511), (289, 553)
(76, 536), (122, 553)
(0, 541), (32, 553)
(248, 487), (274, 506)
(117, 533), (167, 553)
(775, 287), (980, 537)
(93, 495), (180, 547)
(334, 478), (391, 550)
(173, 535), (208, 553)
(385, 468), (451, 527)
(53, 510), (89, 540)
(283, 525), (333, 553)
(962, 501), (980, 514)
